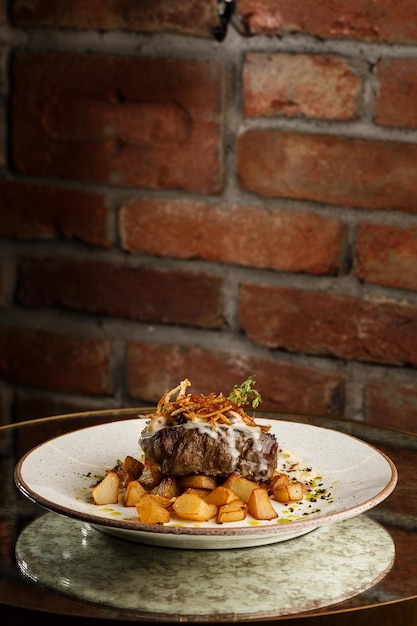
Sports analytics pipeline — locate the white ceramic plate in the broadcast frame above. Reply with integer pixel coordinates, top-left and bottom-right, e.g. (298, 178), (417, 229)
(14, 418), (397, 549)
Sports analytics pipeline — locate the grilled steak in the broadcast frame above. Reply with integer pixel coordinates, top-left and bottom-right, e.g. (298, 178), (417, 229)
(139, 423), (278, 481)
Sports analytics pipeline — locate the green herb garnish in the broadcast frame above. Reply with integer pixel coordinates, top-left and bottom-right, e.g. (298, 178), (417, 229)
(228, 375), (262, 409)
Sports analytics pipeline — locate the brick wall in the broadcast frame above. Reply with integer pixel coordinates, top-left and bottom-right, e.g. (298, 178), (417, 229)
(2, 0), (417, 432)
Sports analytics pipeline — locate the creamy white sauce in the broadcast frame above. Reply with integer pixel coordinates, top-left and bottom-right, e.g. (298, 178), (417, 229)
(141, 414), (267, 473)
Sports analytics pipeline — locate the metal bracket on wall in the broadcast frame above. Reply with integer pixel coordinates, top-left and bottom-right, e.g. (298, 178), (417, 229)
(213, 0), (235, 41)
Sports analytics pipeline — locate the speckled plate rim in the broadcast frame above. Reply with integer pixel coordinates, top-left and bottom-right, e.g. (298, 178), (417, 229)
(14, 418), (398, 547)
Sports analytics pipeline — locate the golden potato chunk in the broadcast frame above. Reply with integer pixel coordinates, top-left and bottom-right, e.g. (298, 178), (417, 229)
(217, 499), (246, 524)
(269, 473), (290, 490)
(222, 474), (259, 503)
(136, 493), (171, 524)
(179, 475), (218, 490)
(172, 492), (217, 522)
(124, 479), (147, 507)
(205, 485), (240, 506)
(151, 476), (181, 499)
(138, 459), (163, 490)
(123, 455), (143, 479)
(247, 487), (278, 520)
(272, 481), (304, 503)
(91, 470), (120, 505)
(183, 487), (213, 498)
(146, 493), (176, 508)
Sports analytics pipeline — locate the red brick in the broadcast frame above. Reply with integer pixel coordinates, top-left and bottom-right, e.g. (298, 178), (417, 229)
(0, 255), (3, 306)
(366, 381), (417, 433)
(0, 101), (5, 168)
(243, 53), (362, 120)
(120, 199), (346, 275)
(127, 343), (346, 416)
(0, 180), (109, 246)
(0, 326), (112, 395)
(239, 284), (417, 366)
(17, 257), (225, 329)
(11, 0), (220, 37)
(356, 222), (417, 292)
(237, 0), (417, 44)
(374, 58), (417, 129)
(0, 44), (5, 93)
(12, 52), (223, 194)
(236, 130), (417, 213)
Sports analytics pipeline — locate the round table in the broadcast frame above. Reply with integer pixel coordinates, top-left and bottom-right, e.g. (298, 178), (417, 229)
(1, 408), (417, 625)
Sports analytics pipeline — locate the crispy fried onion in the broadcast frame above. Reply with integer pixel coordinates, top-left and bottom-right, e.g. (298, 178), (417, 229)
(146, 379), (270, 432)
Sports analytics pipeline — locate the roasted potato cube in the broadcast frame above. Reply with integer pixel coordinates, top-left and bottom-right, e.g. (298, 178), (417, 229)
(218, 498), (246, 511)
(287, 482), (304, 501)
(272, 481), (304, 503)
(269, 473), (290, 490)
(136, 493), (171, 524)
(179, 475), (218, 490)
(124, 479), (147, 507)
(247, 487), (278, 520)
(222, 474), (258, 503)
(217, 498), (246, 524)
(92, 470), (120, 505)
(183, 487), (213, 498)
(138, 459), (163, 490)
(147, 493), (176, 508)
(151, 476), (181, 499)
(117, 455), (144, 488)
(205, 485), (240, 506)
(217, 500), (246, 524)
(172, 492), (217, 522)
(123, 455), (143, 479)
